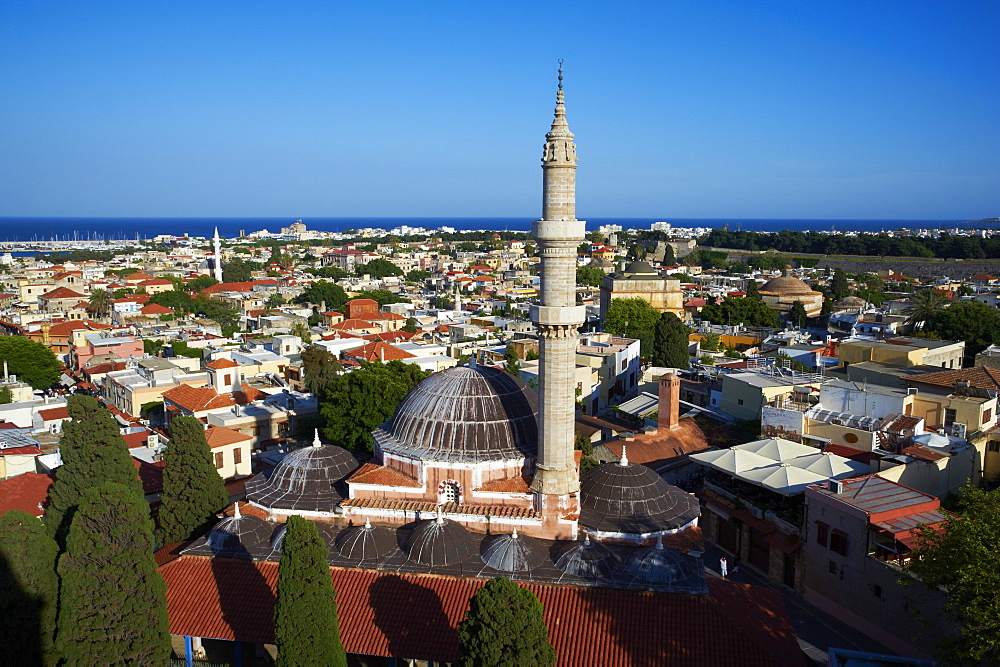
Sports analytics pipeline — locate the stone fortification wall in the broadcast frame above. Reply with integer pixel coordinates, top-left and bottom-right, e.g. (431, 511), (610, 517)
(715, 250), (1000, 280)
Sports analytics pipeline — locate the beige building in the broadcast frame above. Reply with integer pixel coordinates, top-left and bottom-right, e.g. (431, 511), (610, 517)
(598, 261), (683, 323)
(840, 338), (965, 370)
(204, 426), (253, 479)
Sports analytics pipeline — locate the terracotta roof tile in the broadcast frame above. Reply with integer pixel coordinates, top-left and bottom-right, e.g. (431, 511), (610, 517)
(40, 286), (86, 300)
(38, 407), (70, 421)
(0, 472), (54, 517)
(900, 444), (947, 462)
(205, 426), (253, 449)
(908, 366), (1000, 391)
(474, 475), (532, 493)
(159, 556), (802, 665)
(205, 358), (240, 369)
(340, 497), (537, 518)
(344, 341), (415, 362)
(347, 462), (421, 487)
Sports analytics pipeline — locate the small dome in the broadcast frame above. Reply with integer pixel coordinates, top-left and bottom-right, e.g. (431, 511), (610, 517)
(480, 529), (546, 573)
(245, 433), (359, 512)
(555, 535), (619, 578)
(375, 365), (538, 463)
(405, 514), (474, 566)
(625, 536), (700, 584)
(335, 518), (399, 561)
(183, 507), (273, 559)
(269, 521), (340, 556)
(588, 257), (614, 268)
(759, 275), (816, 295)
(579, 453), (700, 536)
(622, 260), (657, 275)
(834, 295), (867, 308)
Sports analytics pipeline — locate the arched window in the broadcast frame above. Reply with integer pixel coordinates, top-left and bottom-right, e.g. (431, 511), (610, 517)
(443, 482), (460, 505)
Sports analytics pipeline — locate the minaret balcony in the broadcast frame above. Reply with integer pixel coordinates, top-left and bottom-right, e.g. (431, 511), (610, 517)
(531, 304), (586, 326)
(531, 219), (585, 241)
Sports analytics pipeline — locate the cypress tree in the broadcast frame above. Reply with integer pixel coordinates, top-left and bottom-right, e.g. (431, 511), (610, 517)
(56, 483), (170, 666)
(745, 278), (760, 300)
(46, 395), (145, 546)
(158, 415), (228, 544)
(789, 300), (809, 328)
(0, 510), (59, 666)
(652, 312), (691, 369)
(274, 515), (347, 667)
(458, 577), (556, 667)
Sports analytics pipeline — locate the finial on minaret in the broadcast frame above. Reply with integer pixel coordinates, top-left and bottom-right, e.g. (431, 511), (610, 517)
(233, 502), (242, 519)
(655, 534), (664, 551)
(619, 444), (629, 467)
(312, 428), (322, 447)
(557, 59), (564, 90)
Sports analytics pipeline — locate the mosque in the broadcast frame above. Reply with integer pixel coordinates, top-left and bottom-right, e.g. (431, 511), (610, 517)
(159, 67), (806, 666)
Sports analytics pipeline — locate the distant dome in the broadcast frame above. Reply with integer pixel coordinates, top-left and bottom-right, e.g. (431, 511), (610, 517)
(405, 515), (474, 566)
(374, 365), (538, 463)
(554, 535), (619, 578)
(834, 295), (867, 308)
(622, 260), (657, 275)
(588, 257), (614, 268)
(759, 275), (816, 295)
(579, 454), (700, 536)
(480, 529), (546, 573)
(625, 537), (700, 584)
(245, 436), (359, 512)
(335, 518), (399, 561)
(183, 509), (272, 559)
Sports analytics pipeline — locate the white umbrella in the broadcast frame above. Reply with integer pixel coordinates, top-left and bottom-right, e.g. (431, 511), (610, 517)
(785, 451), (868, 478)
(911, 432), (952, 448)
(690, 448), (776, 475)
(735, 438), (816, 461)
(739, 463), (828, 496)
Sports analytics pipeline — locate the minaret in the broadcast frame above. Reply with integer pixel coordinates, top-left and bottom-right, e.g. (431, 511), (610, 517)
(530, 61), (585, 497)
(213, 227), (223, 282)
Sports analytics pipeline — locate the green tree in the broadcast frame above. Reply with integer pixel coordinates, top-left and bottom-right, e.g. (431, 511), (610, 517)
(904, 289), (951, 332)
(274, 516), (347, 667)
(46, 395), (144, 547)
(157, 416), (228, 544)
(0, 336), (61, 390)
(186, 274), (219, 292)
(745, 278), (760, 300)
(291, 322), (312, 344)
(662, 243), (676, 266)
(0, 386), (12, 404)
(0, 510), (59, 666)
(925, 298), (1000, 356)
(457, 577), (555, 667)
(294, 280), (348, 312)
(150, 289), (194, 313)
(56, 483), (170, 666)
(830, 268), (850, 300)
(301, 347), (343, 397)
(604, 298), (661, 356)
(525, 348), (539, 361)
(504, 344), (521, 377)
(906, 486), (1000, 662)
(406, 269), (431, 282)
(652, 312), (690, 369)
(576, 265), (605, 287)
(319, 360), (429, 454)
(353, 289), (411, 307)
(86, 288), (113, 319)
(222, 257), (253, 283)
(266, 292), (287, 308)
(700, 333), (721, 352)
(401, 317), (418, 334)
(192, 295), (241, 337)
(356, 258), (403, 279)
(789, 300), (808, 328)
(699, 296), (779, 329)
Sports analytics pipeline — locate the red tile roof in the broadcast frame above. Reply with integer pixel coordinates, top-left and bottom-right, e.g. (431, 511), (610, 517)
(40, 286), (86, 300)
(900, 444), (947, 462)
(205, 358), (240, 369)
(474, 475), (532, 493)
(344, 341), (415, 363)
(347, 462), (421, 488)
(140, 303), (174, 315)
(159, 556), (803, 666)
(38, 406), (70, 421)
(0, 472), (54, 517)
(162, 383), (260, 413)
(907, 366), (1000, 391)
(0, 445), (43, 456)
(133, 458), (166, 495)
(204, 426), (253, 449)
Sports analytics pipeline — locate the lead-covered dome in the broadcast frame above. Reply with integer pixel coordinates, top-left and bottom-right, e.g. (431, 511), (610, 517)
(580, 452), (700, 537)
(374, 365), (538, 463)
(335, 518), (399, 561)
(405, 515), (474, 566)
(480, 529), (546, 573)
(246, 432), (359, 512)
(182, 506), (273, 560)
(555, 535), (619, 579)
(625, 536), (701, 584)
(759, 275), (817, 295)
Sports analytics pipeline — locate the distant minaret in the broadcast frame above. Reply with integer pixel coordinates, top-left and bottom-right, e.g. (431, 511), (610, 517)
(213, 227), (223, 282)
(530, 62), (584, 497)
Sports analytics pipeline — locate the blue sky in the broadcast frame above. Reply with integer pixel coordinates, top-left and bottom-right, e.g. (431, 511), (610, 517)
(1, 1), (997, 219)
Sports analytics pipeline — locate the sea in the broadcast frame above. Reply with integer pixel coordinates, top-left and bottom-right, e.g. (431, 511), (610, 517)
(0, 217), (983, 244)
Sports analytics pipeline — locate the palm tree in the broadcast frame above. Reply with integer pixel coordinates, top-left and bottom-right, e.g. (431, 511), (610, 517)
(903, 289), (950, 331)
(86, 289), (112, 320)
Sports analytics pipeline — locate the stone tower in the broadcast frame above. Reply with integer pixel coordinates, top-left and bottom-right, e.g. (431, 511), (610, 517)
(213, 227), (223, 282)
(530, 62), (585, 498)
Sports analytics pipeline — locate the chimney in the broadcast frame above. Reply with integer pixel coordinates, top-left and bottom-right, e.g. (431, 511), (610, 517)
(658, 373), (681, 430)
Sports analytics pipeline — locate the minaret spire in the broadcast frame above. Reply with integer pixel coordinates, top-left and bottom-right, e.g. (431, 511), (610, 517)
(530, 61), (585, 503)
(212, 227), (223, 282)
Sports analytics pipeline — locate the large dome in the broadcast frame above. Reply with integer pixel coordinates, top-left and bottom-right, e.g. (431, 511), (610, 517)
(759, 275), (816, 295)
(245, 433), (359, 512)
(579, 454), (700, 536)
(374, 365), (538, 463)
